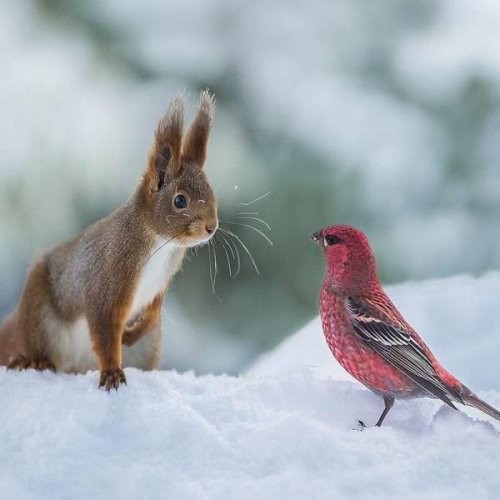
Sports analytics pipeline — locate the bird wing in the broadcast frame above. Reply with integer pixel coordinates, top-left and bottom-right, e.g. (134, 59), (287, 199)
(346, 297), (462, 408)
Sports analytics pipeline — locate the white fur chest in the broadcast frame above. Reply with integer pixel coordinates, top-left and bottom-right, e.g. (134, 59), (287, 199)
(128, 238), (181, 321)
(48, 315), (97, 373)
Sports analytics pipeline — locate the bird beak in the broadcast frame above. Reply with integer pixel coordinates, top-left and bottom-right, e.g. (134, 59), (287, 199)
(311, 230), (322, 244)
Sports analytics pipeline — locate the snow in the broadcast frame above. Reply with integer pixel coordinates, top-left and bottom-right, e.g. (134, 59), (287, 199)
(1, 274), (500, 499)
(1, 369), (499, 500)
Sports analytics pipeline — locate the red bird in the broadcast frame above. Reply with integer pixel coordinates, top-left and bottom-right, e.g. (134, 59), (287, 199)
(313, 224), (500, 427)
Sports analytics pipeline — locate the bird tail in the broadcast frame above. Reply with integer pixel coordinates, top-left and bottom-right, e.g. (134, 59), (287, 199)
(462, 390), (500, 421)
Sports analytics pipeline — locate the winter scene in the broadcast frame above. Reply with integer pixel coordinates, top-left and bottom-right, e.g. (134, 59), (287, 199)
(1, 1), (500, 499)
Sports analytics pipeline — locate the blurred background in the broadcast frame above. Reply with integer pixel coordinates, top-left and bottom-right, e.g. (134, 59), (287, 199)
(1, 0), (500, 374)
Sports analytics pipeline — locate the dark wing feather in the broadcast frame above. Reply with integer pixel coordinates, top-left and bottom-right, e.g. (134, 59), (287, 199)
(347, 297), (462, 407)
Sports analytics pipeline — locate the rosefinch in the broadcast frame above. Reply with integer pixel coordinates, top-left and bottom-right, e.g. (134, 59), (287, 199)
(312, 224), (500, 427)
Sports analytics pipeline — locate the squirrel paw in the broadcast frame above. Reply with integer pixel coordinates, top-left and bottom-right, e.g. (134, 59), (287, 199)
(99, 368), (127, 391)
(32, 358), (56, 371)
(7, 355), (31, 370)
(7, 355), (56, 372)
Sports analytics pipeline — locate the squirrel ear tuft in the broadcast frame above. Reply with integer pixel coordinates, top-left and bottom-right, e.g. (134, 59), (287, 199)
(153, 145), (172, 190)
(181, 90), (215, 168)
(148, 96), (184, 189)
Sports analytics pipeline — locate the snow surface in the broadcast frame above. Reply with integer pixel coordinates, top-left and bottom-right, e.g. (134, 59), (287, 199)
(1, 274), (500, 499)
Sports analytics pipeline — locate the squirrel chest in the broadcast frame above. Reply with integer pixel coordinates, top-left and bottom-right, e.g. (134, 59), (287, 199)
(129, 239), (185, 322)
(53, 239), (185, 373)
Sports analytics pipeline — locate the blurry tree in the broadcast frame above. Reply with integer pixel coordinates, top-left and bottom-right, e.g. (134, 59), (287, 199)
(2, 0), (500, 371)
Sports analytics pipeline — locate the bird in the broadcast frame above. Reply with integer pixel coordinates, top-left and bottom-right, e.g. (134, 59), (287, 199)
(312, 224), (500, 427)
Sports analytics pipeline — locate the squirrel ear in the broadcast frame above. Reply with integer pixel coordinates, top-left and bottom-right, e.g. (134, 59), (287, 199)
(148, 96), (184, 190)
(181, 90), (215, 168)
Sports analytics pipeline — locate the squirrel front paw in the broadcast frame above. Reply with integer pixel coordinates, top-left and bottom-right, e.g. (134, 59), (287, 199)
(99, 368), (127, 391)
(7, 355), (56, 372)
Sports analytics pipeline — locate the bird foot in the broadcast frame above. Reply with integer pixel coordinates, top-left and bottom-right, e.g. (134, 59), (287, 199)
(352, 420), (367, 432)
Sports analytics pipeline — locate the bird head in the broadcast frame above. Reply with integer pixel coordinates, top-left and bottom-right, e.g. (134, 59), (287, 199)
(311, 224), (379, 295)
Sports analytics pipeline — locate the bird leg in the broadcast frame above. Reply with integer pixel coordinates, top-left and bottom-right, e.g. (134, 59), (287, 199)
(375, 396), (394, 427)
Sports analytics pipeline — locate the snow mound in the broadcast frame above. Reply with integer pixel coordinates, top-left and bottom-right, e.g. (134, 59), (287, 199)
(1, 368), (499, 499)
(1, 274), (500, 499)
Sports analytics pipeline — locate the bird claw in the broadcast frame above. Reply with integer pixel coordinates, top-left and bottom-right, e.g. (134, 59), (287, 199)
(352, 420), (367, 432)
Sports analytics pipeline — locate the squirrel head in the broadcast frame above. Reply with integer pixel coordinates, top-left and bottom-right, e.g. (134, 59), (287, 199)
(139, 90), (218, 247)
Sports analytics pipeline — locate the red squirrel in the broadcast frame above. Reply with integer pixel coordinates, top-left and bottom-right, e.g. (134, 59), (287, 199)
(0, 91), (218, 390)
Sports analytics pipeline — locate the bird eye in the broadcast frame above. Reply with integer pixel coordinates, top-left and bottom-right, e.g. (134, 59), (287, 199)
(173, 194), (188, 210)
(324, 235), (342, 246)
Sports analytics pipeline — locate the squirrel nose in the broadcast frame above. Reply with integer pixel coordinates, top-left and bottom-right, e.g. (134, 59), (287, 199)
(205, 221), (218, 235)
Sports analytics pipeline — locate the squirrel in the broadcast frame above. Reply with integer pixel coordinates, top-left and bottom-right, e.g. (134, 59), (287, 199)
(0, 91), (218, 390)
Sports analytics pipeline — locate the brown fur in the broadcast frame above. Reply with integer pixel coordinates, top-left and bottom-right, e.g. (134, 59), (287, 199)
(122, 293), (163, 347)
(182, 90), (215, 166)
(0, 91), (218, 390)
(0, 313), (21, 365)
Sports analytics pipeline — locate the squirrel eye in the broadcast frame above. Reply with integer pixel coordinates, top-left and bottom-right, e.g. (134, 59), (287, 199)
(324, 235), (342, 246)
(173, 194), (188, 210)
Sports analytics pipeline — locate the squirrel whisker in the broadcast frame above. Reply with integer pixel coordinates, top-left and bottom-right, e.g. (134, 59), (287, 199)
(219, 227), (260, 275)
(227, 215), (272, 232)
(236, 191), (271, 207)
(216, 233), (233, 278)
(220, 221), (273, 246)
(218, 230), (241, 278)
(206, 239), (222, 301)
(139, 227), (186, 272)
(211, 239), (220, 294)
